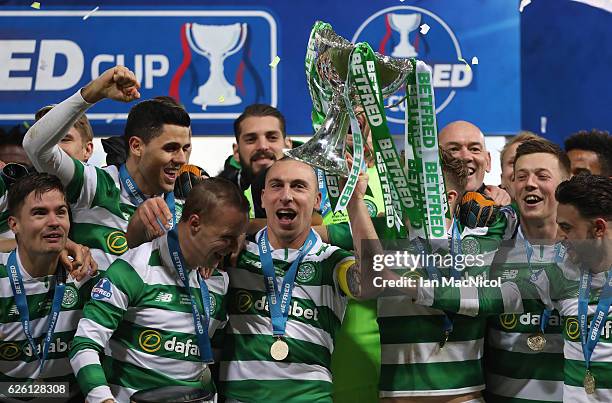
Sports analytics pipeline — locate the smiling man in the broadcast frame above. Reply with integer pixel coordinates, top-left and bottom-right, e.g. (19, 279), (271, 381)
(23, 66), (191, 272)
(439, 120), (510, 205)
(0, 174), (96, 402)
(219, 157), (379, 402)
(70, 178), (249, 403)
(227, 104), (292, 219)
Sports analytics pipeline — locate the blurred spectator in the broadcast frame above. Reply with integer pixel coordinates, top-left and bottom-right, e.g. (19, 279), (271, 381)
(35, 105), (94, 162)
(564, 129), (612, 176)
(0, 123), (32, 166)
(499, 131), (541, 198)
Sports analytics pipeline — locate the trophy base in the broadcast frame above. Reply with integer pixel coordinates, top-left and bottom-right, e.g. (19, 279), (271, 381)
(391, 45), (418, 58)
(193, 84), (242, 106)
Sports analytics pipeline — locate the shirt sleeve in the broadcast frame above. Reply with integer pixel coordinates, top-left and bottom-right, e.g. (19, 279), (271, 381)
(23, 90), (93, 187)
(415, 263), (551, 317)
(70, 258), (144, 403)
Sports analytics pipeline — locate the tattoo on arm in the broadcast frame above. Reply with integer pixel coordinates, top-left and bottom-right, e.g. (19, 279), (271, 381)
(347, 265), (362, 298)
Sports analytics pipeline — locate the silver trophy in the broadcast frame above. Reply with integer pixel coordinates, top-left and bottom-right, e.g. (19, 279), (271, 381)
(185, 22), (247, 106)
(286, 23), (413, 176)
(389, 13), (421, 58)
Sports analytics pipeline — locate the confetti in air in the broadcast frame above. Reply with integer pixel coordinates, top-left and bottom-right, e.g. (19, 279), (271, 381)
(269, 56), (281, 68)
(458, 57), (472, 72)
(218, 96), (225, 103)
(419, 24), (430, 35)
(30, 2), (41, 9)
(540, 116), (547, 134)
(83, 6), (100, 20)
(519, 0), (532, 12)
(471, 56), (479, 65)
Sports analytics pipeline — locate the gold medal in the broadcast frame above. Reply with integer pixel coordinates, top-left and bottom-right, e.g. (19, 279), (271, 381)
(584, 370), (596, 395)
(270, 338), (289, 361)
(527, 332), (547, 351)
(200, 365), (212, 385)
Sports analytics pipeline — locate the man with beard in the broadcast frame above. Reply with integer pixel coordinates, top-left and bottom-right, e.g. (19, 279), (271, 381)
(223, 104), (292, 218)
(23, 66), (191, 273)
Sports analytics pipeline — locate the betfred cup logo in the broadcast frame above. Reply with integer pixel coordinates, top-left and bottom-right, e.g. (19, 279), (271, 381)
(388, 13), (421, 58)
(185, 22), (247, 106)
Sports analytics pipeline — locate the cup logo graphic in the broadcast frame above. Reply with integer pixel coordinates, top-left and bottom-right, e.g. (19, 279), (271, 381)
(388, 13), (421, 58)
(185, 22), (248, 106)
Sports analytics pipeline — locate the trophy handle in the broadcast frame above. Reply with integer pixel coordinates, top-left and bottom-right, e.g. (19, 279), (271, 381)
(223, 23), (248, 58)
(185, 23), (211, 58)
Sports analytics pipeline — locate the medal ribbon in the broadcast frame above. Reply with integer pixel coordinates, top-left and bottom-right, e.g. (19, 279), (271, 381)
(420, 220), (462, 340)
(525, 240), (565, 334)
(167, 229), (213, 364)
(316, 168), (332, 218)
(258, 229), (317, 337)
(7, 250), (66, 378)
(578, 267), (612, 371)
(119, 163), (177, 229)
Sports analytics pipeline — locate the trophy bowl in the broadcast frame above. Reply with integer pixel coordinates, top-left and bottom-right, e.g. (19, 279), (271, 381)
(285, 23), (413, 177)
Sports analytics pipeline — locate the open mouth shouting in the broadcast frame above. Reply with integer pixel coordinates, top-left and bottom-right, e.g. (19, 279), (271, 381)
(276, 208), (297, 228)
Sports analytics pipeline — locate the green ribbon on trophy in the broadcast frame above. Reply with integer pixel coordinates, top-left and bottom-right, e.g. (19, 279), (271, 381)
(294, 21), (447, 244)
(347, 43), (412, 239)
(406, 59), (449, 247)
(305, 21), (330, 131)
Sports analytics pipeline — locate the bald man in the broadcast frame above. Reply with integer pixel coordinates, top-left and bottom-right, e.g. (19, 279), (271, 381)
(439, 120), (510, 205)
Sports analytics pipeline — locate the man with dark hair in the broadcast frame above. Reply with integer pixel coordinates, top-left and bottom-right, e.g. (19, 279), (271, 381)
(35, 105), (94, 163)
(564, 129), (612, 177)
(71, 178), (249, 403)
(0, 173), (96, 401)
(232, 103), (290, 179)
(556, 174), (612, 266)
(222, 104), (292, 218)
(24, 65), (190, 273)
(0, 123), (32, 167)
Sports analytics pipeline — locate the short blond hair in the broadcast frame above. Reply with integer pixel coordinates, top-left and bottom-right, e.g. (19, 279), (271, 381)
(35, 105), (93, 143)
(499, 131), (541, 166)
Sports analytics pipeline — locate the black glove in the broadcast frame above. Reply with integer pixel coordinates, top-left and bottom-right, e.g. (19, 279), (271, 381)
(101, 136), (128, 166)
(0, 163), (36, 189)
(457, 191), (500, 229)
(174, 164), (209, 199)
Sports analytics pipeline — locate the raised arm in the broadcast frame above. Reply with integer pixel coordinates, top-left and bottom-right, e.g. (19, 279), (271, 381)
(338, 172), (384, 299)
(23, 66), (140, 186)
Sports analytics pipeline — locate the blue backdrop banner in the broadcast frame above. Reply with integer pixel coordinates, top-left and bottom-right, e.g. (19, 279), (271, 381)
(0, 2), (520, 135)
